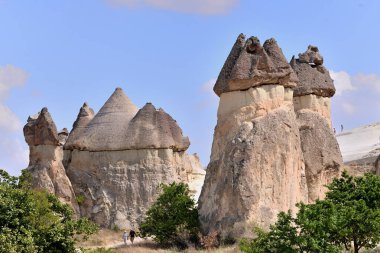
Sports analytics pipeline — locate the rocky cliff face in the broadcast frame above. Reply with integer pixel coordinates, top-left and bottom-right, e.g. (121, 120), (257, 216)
(291, 46), (342, 202)
(61, 88), (204, 229)
(23, 108), (80, 216)
(336, 122), (380, 176)
(198, 35), (308, 237)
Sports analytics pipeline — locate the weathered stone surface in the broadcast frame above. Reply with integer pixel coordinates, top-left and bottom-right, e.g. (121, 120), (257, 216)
(298, 45), (324, 65)
(199, 83), (307, 237)
(64, 103), (95, 150)
(23, 108), (59, 146)
(293, 94), (331, 126)
(214, 34), (298, 96)
(66, 148), (197, 228)
(23, 108), (79, 216)
(183, 153), (206, 200)
(77, 88), (139, 151)
(292, 46), (342, 202)
(291, 46), (335, 97)
(296, 111), (342, 202)
(58, 128), (69, 146)
(126, 103), (190, 151)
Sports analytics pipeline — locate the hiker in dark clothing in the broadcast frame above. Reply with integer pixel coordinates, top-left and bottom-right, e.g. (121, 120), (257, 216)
(129, 229), (136, 244)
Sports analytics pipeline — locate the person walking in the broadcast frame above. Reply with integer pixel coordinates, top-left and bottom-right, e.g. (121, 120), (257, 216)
(129, 229), (136, 244)
(122, 230), (128, 245)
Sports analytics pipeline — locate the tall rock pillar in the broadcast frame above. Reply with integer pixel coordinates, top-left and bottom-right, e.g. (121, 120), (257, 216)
(291, 46), (343, 202)
(23, 107), (79, 216)
(198, 35), (308, 237)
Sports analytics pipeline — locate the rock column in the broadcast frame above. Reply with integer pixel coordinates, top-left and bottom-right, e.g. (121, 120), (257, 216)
(291, 46), (342, 202)
(198, 35), (308, 237)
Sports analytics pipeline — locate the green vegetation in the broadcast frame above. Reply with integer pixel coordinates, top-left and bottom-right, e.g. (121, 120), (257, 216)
(0, 169), (99, 253)
(240, 172), (380, 253)
(139, 182), (200, 248)
(76, 194), (86, 205)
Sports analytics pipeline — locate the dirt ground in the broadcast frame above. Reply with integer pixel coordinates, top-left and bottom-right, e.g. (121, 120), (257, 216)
(76, 229), (240, 252)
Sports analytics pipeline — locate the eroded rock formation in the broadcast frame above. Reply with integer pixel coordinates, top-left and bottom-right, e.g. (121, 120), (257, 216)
(23, 108), (80, 216)
(291, 46), (342, 202)
(198, 35), (308, 237)
(60, 88), (204, 229)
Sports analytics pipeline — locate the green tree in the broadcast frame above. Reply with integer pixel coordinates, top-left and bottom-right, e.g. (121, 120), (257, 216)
(0, 169), (99, 253)
(139, 182), (200, 248)
(241, 171), (380, 253)
(324, 171), (380, 253)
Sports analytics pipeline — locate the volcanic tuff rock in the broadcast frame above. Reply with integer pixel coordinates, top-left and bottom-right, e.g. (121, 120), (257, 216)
(61, 88), (204, 229)
(126, 103), (190, 151)
(76, 87), (139, 151)
(64, 102), (94, 150)
(199, 35), (308, 237)
(213, 34), (298, 96)
(291, 47), (342, 202)
(23, 108), (79, 216)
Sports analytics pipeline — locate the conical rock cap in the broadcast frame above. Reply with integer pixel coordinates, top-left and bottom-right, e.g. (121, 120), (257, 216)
(78, 88), (139, 151)
(214, 34), (298, 96)
(126, 103), (190, 151)
(64, 102), (95, 150)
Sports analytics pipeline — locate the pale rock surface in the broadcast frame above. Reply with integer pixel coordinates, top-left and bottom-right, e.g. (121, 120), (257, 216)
(199, 35), (307, 237)
(66, 148), (196, 228)
(64, 102), (95, 150)
(23, 108), (79, 216)
(62, 89), (203, 229)
(336, 122), (380, 176)
(77, 88), (138, 151)
(126, 103), (190, 151)
(291, 47), (342, 202)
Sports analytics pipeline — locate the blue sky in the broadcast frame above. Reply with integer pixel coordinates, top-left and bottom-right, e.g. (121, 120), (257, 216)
(1, 0), (380, 175)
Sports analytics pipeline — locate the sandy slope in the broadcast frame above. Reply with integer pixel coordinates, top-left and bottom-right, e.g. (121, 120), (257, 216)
(336, 122), (380, 162)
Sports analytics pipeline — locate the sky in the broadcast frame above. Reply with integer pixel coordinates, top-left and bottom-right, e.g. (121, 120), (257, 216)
(1, 0), (380, 175)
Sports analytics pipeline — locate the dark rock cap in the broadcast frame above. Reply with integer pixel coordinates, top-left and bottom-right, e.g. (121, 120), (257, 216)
(23, 107), (60, 146)
(291, 46), (335, 97)
(126, 103), (190, 151)
(214, 34), (298, 96)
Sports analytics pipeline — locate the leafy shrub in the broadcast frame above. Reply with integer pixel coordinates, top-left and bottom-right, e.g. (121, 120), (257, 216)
(240, 171), (380, 253)
(0, 169), (99, 253)
(139, 182), (200, 248)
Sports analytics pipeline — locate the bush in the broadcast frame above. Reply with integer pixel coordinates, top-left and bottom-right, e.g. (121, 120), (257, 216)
(0, 169), (99, 253)
(139, 182), (200, 248)
(240, 171), (380, 253)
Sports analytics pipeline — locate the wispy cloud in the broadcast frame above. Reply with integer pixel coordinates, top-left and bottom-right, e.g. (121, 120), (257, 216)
(330, 70), (355, 95)
(105, 0), (238, 15)
(0, 64), (28, 131)
(0, 64), (29, 175)
(331, 71), (380, 129)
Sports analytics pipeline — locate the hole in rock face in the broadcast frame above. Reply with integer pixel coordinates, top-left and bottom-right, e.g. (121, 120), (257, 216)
(246, 37), (261, 54)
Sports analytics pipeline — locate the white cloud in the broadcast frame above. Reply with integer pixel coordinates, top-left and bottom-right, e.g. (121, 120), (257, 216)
(0, 64), (28, 99)
(0, 64), (28, 131)
(330, 70), (355, 95)
(341, 102), (355, 114)
(0, 64), (29, 175)
(331, 71), (380, 132)
(105, 0), (238, 15)
(352, 73), (380, 93)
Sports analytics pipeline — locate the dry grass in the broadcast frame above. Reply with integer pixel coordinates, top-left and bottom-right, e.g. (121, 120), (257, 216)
(77, 229), (241, 252)
(114, 244), (240, 253)
(76, 229), (123, 248)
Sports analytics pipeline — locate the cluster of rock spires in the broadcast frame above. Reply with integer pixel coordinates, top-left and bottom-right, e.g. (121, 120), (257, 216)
(24, 34), (343, 238)
(198, 34), (342, 237)
(24, 88), (205, 228)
